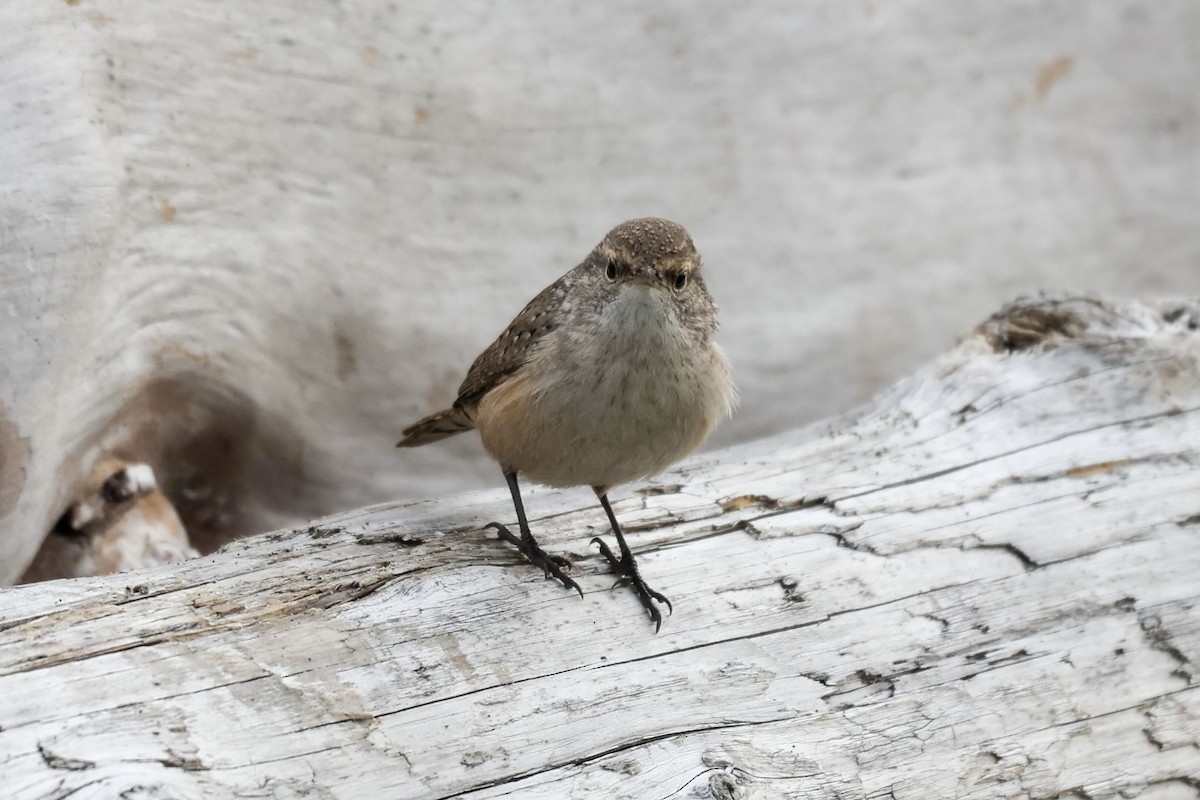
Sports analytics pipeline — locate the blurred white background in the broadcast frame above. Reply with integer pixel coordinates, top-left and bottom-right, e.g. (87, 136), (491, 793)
(1, 1), (1197, 579)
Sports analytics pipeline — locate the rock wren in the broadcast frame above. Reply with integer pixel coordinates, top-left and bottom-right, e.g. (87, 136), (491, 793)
(398, 218), (735, 630)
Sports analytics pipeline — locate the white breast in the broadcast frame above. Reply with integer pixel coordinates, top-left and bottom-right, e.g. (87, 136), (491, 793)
(475, 285), (735, 490)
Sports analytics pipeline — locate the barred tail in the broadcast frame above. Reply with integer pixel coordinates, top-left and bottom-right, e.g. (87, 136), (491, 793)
(396, 407), (474, 447)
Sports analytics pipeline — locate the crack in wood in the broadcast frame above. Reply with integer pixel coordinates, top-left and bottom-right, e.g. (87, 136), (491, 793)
(836, 406), (1199, 508)
(431, 716), (796, 800)
(154, 748), (208, 772)
(1137, 612), (1194, 684)
(37, 743), (95, 771)
(300, 573), (397, 610)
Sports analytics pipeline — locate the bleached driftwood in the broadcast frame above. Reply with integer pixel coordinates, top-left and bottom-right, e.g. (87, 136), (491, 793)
(1, 296), (1198, 799)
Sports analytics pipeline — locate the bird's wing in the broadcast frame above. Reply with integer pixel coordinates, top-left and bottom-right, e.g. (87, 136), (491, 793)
(454, 278), (567, 409)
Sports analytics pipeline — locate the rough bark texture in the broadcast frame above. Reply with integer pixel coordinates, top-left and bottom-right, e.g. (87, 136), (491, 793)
(1, 296), (1198, 799)
(4, 0), (1200, 582)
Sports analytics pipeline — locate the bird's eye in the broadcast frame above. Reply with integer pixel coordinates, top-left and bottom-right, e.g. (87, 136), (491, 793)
(605, 259), (619, 281)
(101, 471), (134, 504)
(674, 273), (688, 291)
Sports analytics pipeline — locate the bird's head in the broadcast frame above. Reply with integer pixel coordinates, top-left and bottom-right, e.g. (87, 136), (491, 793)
(593, 217), (704, 296)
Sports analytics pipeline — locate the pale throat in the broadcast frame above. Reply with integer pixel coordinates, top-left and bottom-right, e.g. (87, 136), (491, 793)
(593, 283), (693, 352)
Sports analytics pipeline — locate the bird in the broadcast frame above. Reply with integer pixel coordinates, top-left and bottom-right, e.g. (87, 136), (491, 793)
(397, 218), (735, 631)
(20, 459), (197, 583)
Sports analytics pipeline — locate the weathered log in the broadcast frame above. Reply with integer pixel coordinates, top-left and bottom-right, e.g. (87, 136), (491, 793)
(1, 296), (1198, 799)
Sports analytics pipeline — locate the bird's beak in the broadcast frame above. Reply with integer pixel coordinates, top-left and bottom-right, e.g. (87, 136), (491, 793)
(630, 267), (658, 286)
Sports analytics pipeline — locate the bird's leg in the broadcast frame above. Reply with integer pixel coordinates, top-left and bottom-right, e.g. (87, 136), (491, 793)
(591, 490), (672, 632)
(485, 471), (582, 597)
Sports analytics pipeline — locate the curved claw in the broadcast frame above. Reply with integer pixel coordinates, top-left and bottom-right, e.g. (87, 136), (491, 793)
(649, 606), (663, 635)
(647, 588), (673, 616)
(630, 582), (670, 632)
(592, 535), (672, 633)
(556, 572), (585, 599)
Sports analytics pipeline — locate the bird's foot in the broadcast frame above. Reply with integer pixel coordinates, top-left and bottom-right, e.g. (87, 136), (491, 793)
(591, 537), (672, 633)
(486, 522), (583, 598)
